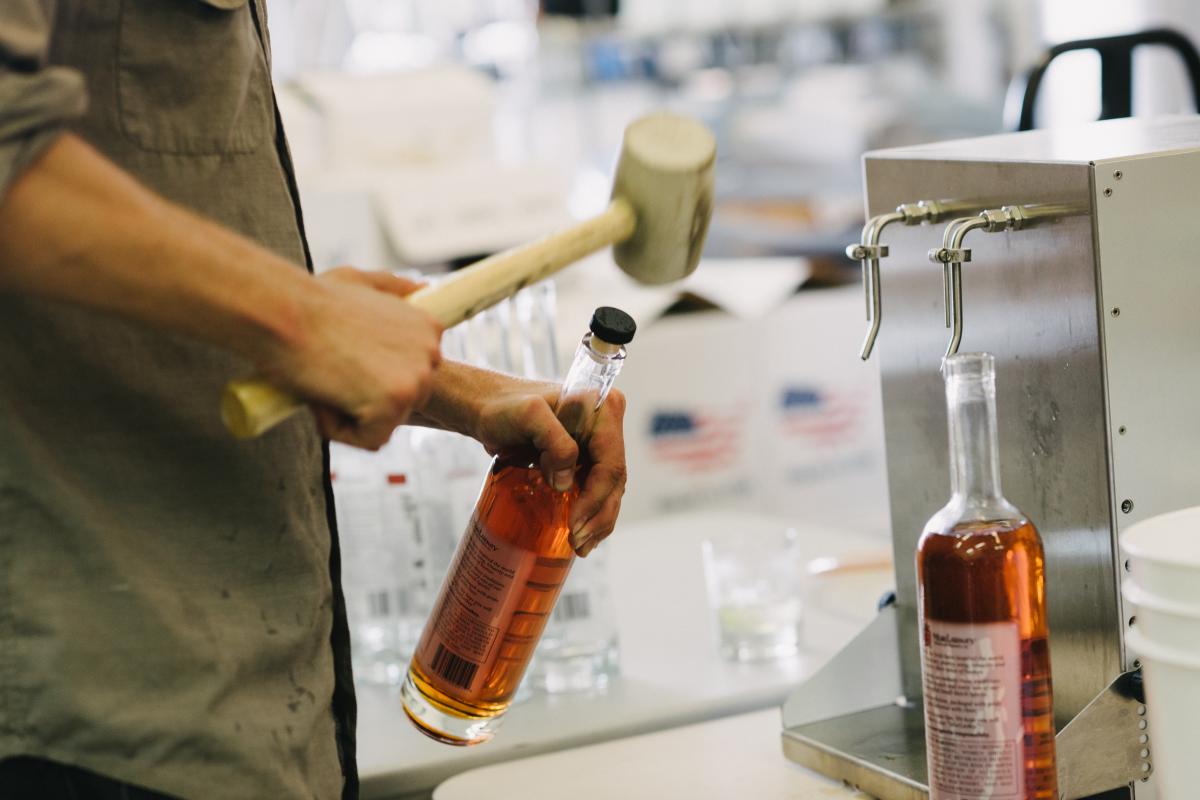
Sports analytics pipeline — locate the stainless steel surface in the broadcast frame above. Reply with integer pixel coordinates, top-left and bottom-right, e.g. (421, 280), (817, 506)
(782, 607), (925, 800)
(1057, 672), (1150, 798)
(930, 203), (1091, 356)
(781, 609), (903, 730)
(1092, 146), (1200, 678)
(874, 153), (1116, 731)
(874, 114), (1200, 164)
(784, 672), (1147, 800)
(782, 703), (929, 800)
(786, 114), (1200, 800)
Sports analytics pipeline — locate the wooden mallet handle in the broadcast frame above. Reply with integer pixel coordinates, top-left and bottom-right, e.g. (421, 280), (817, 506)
(220, 199), (636, 439)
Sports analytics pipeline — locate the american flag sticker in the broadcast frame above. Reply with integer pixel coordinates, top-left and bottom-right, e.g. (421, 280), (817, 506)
(649, 407), (746, 473)
(779, 386), (863, 446)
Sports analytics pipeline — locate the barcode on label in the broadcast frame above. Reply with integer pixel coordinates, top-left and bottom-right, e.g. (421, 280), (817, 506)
(431, 643), (479, 690)
(553, 592), (591, 623)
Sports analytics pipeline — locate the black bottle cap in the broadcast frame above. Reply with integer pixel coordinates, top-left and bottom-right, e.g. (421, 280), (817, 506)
(590, 306), (636, 345)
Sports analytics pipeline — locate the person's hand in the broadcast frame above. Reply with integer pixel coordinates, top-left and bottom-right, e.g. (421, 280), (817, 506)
(474, 382), (627, 557)
(261, 267), (442, 449)
(567, 388), (627, 557)
(463, 374), (628, 557)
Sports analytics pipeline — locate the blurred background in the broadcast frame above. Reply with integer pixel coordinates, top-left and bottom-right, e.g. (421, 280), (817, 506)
(265, 3), (1200, 796)
(273, 0), (1200, 534)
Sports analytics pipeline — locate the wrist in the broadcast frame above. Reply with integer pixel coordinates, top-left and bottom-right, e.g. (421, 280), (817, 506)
(229, 256), (319, 371)
(417, 362), (556, 440)
(416, 361), (494, 438)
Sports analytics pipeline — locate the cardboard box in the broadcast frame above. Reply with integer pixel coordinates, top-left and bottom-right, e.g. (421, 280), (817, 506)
(612, 285), (890, 539)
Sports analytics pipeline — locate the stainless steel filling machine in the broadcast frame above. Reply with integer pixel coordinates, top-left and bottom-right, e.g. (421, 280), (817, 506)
(782, 115), (1200, 800)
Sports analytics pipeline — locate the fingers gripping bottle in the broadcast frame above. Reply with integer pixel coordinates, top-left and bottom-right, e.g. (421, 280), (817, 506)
(402, 306), (636, 745)
(917, 353), (1057, 799)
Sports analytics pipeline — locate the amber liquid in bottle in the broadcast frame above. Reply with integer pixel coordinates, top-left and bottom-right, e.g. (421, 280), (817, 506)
(918, 520), (1056, 799)
(404, 456), (579, 744)
(917, 353), (1056, 799)
(402, 313), (632, 746)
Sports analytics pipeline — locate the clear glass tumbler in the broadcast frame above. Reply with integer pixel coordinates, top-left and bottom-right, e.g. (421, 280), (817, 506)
(701, 528), (805, 662)
(527, 548), (620, 693)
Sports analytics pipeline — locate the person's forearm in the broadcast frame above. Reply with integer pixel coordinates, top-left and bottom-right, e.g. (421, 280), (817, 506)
(0, 133), (314, 364)
(413, 361), (555, 438)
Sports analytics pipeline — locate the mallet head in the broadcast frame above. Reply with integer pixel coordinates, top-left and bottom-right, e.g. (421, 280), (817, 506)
(611, 113), (717, 286)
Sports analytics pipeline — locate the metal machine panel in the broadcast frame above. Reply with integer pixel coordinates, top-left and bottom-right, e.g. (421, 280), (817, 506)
(783, 115), (1200, 799)
(1092, 150), (1200, 675)
(873, 114), (1200, 165)
(865, 157), (1117, 722)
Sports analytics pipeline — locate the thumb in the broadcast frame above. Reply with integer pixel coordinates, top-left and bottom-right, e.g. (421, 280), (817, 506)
(523, 400), (579, 492)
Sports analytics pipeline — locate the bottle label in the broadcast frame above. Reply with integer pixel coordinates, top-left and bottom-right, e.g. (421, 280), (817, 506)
(414, 517), (537, 698)
(921, 619), (1023, 799)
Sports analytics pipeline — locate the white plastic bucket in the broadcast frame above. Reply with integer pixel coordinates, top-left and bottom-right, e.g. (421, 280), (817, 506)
(1126, 627), (1200, 799)
(1124, 581), (1200, 650)
(1122, 507), (1200, 607)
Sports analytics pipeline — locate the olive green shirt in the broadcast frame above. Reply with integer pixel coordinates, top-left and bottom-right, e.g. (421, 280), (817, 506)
(0, 2), (356, 798)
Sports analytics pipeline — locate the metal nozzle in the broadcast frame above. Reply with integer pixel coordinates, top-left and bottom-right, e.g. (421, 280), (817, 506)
(930, 202), (1088, 357)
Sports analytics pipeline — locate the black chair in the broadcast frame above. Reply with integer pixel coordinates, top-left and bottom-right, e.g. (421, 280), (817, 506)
(1007, 27), (1200, 131)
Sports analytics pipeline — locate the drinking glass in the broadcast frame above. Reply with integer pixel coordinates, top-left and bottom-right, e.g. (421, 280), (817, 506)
(701, 528), (805, 661)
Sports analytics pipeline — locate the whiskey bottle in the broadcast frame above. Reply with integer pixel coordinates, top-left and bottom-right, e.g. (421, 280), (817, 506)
(401, 306), (635, 745)
(917, 352), (1057, 799)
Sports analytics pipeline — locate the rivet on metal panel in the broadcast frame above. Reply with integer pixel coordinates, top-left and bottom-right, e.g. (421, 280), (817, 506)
(1122, 499), (1135, 513)
(1104, 187), (1114, 197)
(1141, 748), (1150, 758)
(1139, 733), (1148, 744)
(1114, 170), (1124, 180)
(1111, 307), (1121, 317)
(1119, 425), (1127, 435)
(1134, 658), (1143, 669)
(1138, 719), (1148, 730)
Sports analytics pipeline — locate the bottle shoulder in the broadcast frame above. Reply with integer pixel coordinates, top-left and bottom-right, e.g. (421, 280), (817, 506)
(921, 493), (1029, 534)
(918, 511), (1045, 558)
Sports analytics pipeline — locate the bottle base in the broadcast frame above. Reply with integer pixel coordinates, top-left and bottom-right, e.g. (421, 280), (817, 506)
(400, 671), (505, 746)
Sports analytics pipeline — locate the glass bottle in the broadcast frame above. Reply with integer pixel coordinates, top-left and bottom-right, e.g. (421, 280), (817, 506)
(378, 432), (431, 669)
(329, 443), (403, 686)
(402, 306), (636, 745)
(917, 352), (1057, 800)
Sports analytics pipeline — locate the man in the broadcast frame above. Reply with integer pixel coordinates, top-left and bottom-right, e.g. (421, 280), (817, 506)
(0, 2), (628, 798)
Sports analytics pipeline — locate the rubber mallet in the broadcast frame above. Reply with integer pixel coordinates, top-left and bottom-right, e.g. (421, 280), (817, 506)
(221, 111), (716, 439)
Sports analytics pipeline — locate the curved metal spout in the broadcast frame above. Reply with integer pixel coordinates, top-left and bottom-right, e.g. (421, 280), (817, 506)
(849, 211), (904, 360)
(929, 216), (991, 357)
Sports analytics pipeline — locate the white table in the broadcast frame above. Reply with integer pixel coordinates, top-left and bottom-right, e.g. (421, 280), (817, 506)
(434, 708), (874, 800)
(356, 510), (892, 799)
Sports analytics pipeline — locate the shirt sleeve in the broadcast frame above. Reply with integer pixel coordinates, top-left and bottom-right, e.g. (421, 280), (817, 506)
(0, 0), (87, 201)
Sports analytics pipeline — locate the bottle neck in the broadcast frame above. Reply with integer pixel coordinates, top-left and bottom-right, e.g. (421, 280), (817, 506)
(945, 365), (1003, 504)
(553, 332), (627, 446)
